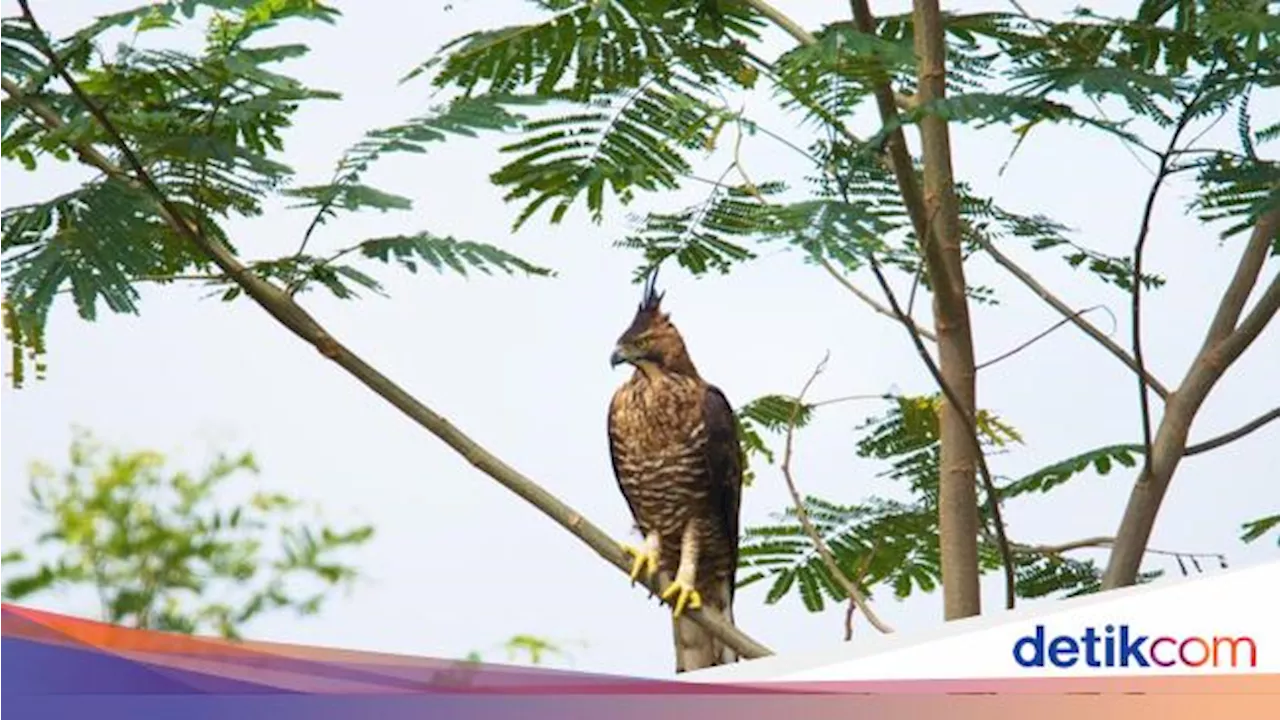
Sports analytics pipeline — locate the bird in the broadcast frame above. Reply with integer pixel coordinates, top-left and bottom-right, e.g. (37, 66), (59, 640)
(606, 269), (744, 673)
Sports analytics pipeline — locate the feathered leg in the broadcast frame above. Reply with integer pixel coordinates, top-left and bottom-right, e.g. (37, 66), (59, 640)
(669, 520), (737, 673)
(661, 521), (702, 616)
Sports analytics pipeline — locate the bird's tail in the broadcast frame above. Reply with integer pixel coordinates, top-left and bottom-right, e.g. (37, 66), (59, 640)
(672, 576), (738, 673)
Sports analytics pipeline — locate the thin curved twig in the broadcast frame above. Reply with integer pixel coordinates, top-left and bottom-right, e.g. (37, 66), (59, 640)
(976, 306), (1107, 371)
(1130, 80), (1213, 477)
(781, 353), (895, 635)
(977, 236), (1171, 399)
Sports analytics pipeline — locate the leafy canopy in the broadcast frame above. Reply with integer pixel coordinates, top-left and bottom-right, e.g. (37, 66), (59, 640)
(2, 1), (553, 387)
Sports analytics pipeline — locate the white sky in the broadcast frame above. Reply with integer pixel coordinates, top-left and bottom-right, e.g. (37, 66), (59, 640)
(1, 0), (1276, 677)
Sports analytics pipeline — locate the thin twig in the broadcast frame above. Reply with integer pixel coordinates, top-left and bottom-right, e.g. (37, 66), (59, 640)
(730, 133), (936, 341)
(8, 2), (770, 660)
(817, 257), (938, 342)
(1185, 405), (1280, 456)
(1130, 80), (1212, 477)
(976, 306), (1106, 371)
(1011, 535), (1226, 563)
(977, 236), (1171, 399)
(780, 352), (894, 634)
(810, 392), (895, 409)
(844, 539), (880, 642)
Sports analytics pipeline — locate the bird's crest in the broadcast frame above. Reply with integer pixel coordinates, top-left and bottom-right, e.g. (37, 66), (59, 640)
(639, 264), (664, 313)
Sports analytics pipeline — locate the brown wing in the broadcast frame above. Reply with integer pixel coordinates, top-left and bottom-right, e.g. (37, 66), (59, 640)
(701, 384), (743, 596)
(607, 390), (644, 530)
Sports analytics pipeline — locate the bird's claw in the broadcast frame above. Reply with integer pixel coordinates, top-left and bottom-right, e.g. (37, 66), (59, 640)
(620, 542), (659, 584)
(661, 579), (702, 618)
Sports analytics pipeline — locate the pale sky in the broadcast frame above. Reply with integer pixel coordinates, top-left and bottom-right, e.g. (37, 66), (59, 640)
(2, 0), (1276, 677)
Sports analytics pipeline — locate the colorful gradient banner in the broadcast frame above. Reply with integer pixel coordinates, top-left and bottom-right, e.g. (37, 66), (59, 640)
(5, 603), (1277, 719)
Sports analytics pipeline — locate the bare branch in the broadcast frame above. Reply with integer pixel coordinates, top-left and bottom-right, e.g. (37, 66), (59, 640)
(1010, 535), (1227, 564)
(780, 353), (894, 635)
(977, 236), (1171, 399)
(7, 2), (772, 660)
(1130, 88), (1207, 479)
(817, 257), (937, 342)
(1185, 405), (1280, 456)
(844, 539), (881, 642)
(731, 136), (936, 341)
(976, 306), (1107, 371)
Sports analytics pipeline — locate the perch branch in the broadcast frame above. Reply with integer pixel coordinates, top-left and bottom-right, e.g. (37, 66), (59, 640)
(8, 2), (771, 660)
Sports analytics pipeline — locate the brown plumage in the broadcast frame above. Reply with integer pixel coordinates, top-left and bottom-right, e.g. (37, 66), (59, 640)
(606, 273), (743, 674)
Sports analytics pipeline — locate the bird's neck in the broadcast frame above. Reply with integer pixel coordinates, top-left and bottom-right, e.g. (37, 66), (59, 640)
(631, 361), (700, 386)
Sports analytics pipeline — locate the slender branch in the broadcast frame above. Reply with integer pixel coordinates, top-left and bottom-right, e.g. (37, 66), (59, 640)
(1185, 405), (1280, 456)
(976, 306), (1106, 371)
(844, 539), (880, 642)
(816, 256), (937, 342)
(8, 2), (771, 660)
(1010, 535), (1226, 562)
(731, 135), (936, 341)
(780, 353), (894, 634)
(977, 236), (1171, 399)
(810, 392), (894, 409)
(1130, 89), (1205, 478)
(864, 254), (1017, 612)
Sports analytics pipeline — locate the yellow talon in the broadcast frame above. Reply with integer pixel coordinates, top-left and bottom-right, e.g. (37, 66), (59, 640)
(620, 543), (658, 584)
(661, 580), (702, 618)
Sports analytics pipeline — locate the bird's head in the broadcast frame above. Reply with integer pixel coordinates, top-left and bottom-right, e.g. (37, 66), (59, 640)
(610, 269), (699, 378)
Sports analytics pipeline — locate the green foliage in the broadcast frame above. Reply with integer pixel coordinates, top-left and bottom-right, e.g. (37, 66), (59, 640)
(1000, 444), (1141, 499)
(735, 395), (1101, 612)
(462, 633), (574, 667)
(739, 495), (943, 612)
(1240, 514), (1280, 546)
(2, 2), (552, 386)
(1, 430), (373, 639)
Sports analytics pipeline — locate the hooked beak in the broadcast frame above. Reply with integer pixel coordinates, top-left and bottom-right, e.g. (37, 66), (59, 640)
(610, 346), (632, 368)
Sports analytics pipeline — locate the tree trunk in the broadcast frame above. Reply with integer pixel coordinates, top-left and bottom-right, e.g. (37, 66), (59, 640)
(913, 0), (982, 619)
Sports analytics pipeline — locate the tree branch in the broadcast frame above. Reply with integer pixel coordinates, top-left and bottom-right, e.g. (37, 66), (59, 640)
(1185, 405), (1280, 456)
(8, 2), (772, 660)
(780, 353), (894, 635)
(844, 539), (880, 642)
(1129, 87), (1207, 478)
(976, 237), (1171, 398)
(976, 306), (1107, 371)
(1102, 206), (1280, 589)
(1010, 535), (1226, 563)
(816, 257), (938, 342)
